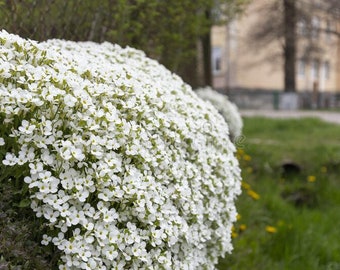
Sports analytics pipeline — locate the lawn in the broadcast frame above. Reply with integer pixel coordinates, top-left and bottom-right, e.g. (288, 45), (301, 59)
(218, 117), (340, 270)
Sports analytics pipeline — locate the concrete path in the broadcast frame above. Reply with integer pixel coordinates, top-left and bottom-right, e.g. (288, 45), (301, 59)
(241, 110), (340, 125)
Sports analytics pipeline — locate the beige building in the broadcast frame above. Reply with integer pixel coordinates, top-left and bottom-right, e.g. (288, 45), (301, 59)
(211, 0), (340, 94)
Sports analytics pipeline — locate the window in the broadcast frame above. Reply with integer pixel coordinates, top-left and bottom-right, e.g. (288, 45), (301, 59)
(212, 47), (222, 74)
(311, 59), (319, 80)
(311, 16), (320, 38)
(323, 61), (330, 80)
(297, 19), (307, 36)
(298, 59), (306, 77)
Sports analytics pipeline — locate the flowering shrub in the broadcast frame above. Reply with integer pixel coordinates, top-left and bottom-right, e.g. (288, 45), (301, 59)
(0, 30), (241, 269)
(195, 87), (243, 140)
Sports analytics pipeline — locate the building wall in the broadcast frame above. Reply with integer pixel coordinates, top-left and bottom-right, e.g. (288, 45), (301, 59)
(234, 0), (284, 90)
(295, 5), (340, 92)
(211, 0), (340, 93)
(211, 25), (228, 89)
(338, 37), (340, 90)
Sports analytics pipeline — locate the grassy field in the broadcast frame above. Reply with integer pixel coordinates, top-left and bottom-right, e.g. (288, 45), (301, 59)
(218, 117), (340, 270)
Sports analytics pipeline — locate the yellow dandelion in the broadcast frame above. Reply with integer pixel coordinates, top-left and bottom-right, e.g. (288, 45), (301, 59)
(236, 214), (241, 221)
(241, 182), (251, 190)
(246, 167), (253, 174)
(243, 154), (252, 161)
(321, 166), (327, 173)
(231, 226), (238, 238)
(307, 175), (316, 183)
(239, 224), (247, 232)
(237, 149), (245, 156)
(265, 226), (277, 233)
(247, 189), (260, 200)
(277, 220), (285, 227)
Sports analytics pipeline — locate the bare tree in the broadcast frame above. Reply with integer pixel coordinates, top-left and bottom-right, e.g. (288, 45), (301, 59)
(284, 0), (297, 92)
(249, 0), (340, 92)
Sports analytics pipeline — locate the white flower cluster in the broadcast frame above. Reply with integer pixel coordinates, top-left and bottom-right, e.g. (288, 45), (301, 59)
(0, 30), (241, 270)
(195, 87), (243, 140)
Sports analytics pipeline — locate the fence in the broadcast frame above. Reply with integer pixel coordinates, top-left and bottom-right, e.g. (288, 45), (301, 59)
(220, 88), (340, 110)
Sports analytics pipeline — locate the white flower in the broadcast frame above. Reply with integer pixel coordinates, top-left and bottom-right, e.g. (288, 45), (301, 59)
(41, 149), (55, 165)
(2, 152), (18, 166)
(41, 234), (52, 246)
(29, 162), (44, 174)
(42, 205), (60, 223)
(103, 245), (119, 260)
(71, 147), (85, 161)
(0, 31), (242, 270)
(18, 120), (36, 134)
(195, 86), (243, 140)
(64, 94), (77, 108)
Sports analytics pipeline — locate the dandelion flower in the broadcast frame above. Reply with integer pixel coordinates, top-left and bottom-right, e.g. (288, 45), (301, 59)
(239, 224), (247, 232)
(307, 175), (316, 183)
(247, 189), (260, 200)
(243, 154), (252, 161)
(265, 226), (277, 233)
(241, 182), (251, 190)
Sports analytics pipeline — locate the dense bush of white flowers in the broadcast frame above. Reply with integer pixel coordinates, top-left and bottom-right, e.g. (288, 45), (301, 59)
(0, 30), (241, 270)
(195, 87), (243, 140)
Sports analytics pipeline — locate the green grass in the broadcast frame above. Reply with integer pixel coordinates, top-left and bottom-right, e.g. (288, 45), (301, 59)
(218, 117), (340, 270)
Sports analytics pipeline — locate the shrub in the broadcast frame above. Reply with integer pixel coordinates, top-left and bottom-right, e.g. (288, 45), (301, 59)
(195, 87), (243, 141)
(0, 30), (241, 269)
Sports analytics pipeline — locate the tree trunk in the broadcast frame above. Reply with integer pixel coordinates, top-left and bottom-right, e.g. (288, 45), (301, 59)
(283, 0), (296, 92)
(179, 55), (200, 88)
(202, 10), (212, 86)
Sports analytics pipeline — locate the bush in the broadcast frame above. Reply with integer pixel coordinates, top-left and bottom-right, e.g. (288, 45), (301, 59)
(0, 30), (241, 269)
(195, 87), (243, 141)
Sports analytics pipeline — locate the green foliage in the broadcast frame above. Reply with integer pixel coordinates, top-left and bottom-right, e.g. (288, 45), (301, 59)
(0, 183), (60, 270)
(0, 0), (248, 83)
(0, 109), (59, 268)
(218, 117), (340, 270)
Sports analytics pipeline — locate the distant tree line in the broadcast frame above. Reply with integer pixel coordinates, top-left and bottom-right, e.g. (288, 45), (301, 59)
(0, 0), (248, 87)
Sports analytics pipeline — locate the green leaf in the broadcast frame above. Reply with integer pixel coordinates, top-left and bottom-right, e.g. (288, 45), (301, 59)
(17, 198), (31, 208)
